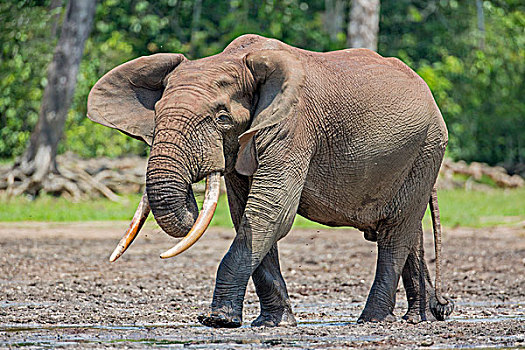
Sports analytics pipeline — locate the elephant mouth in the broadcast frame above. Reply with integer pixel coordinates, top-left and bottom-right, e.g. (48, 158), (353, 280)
(108, 172), (221, 262)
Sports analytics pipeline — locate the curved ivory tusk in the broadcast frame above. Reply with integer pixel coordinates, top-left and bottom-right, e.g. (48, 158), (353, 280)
(109, 191), (150, 262)
(160, 172), (221, 259)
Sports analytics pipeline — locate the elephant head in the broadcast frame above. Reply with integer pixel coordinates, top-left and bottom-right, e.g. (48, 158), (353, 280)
(87, 43), (305, 260)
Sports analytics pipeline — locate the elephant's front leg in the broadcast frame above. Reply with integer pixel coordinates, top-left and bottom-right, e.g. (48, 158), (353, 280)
(197, 233), (252, 328)
(198, 150), (308, 328)
(251, 244), (296, 327)
(198, 200), (299, 328)
(197, 172), (250, 327)
(211, 172), (296, 327)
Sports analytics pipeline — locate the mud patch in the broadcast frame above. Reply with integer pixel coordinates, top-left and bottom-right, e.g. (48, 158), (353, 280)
(1, 222), (524, 348)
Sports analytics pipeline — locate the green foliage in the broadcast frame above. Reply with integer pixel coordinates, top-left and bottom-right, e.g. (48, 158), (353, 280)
(0, 0), (524, 171)
(380, 0), (525, 170)
(0, 2), (55, 158)
(61, 4), (149, 158)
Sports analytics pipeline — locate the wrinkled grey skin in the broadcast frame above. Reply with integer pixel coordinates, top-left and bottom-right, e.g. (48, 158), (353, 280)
(88, 34), (453, 328)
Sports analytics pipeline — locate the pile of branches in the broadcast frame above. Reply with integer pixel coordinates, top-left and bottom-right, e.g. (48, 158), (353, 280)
(0, 153), (147, 201)
(438, 159), (524, 190)
(1, 154), (523, 200)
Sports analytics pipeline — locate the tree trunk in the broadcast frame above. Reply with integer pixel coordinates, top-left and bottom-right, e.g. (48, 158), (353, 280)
(347, 0), (380, 51)
(190, 0), (202, 57)
(324, 0), (346, 42)
(476, 0), (485, 50)
(5, 0), (97, 198)
(49, 0), (64, 38)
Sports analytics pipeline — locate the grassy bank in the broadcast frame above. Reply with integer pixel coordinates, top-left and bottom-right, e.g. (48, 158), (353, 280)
(427, 188), (524, 227)
(0, 188), (523, 228)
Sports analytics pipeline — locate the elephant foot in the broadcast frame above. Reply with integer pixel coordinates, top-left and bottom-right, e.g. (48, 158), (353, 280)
(402, 309), (437, 323)
(198, 309), (242, 328)
(357, 310), (397, 323)
(403, 295), (455, 323)
(251, 308), (297, 327)
(429, 296), (454, 321)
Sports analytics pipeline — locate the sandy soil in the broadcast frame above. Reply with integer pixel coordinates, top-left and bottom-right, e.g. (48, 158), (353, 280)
(1, 221), (524, 349)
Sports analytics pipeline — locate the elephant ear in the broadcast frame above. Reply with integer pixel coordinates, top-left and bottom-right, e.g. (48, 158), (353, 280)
(87, 53), (186, 146)
(235, 50), (305, 176)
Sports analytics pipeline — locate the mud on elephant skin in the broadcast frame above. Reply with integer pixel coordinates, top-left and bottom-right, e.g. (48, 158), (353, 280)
(87, 34), (454, 327)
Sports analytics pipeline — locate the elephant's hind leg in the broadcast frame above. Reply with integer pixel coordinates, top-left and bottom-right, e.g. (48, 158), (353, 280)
(401, 224), (437, 322)
(401, 224), (453, 322)
(251, 244), (296, 327)
(357, 221), (418, 323)
(357, 134), (447, 323)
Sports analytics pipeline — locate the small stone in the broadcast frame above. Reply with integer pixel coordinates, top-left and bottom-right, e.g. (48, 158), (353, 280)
(420, 339), (434, 347)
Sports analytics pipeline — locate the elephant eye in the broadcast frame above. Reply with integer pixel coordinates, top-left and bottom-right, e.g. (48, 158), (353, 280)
(216, 111), (234, 130)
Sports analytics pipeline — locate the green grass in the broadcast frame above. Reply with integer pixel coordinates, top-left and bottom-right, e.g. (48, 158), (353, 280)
(424, 188), (525, 228)
(0, 158), (14, 166)
(1, 188), (524, 228)
(0, 193), (148, 222)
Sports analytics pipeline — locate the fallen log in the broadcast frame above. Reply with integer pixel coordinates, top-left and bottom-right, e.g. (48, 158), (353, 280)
(0, 153), (522, 199)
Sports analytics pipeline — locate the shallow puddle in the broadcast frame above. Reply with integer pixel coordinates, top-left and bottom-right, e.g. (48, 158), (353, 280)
(2, 300), (524, 348)
(450, 314), (525, 323)
(0, 322), (378, 348)
(298, 319), (354, 327)
(0, 323), (187, 333)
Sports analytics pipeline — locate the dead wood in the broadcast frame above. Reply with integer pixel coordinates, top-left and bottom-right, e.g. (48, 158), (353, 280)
(438, 159), (524, 190)
(0, 154), (522, 199)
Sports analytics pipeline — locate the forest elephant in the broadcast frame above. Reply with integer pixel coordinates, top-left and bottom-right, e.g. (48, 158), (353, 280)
(87, 34), (454, 328)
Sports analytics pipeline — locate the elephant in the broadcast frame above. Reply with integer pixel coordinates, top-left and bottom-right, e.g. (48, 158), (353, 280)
(87, 34), (454, 328)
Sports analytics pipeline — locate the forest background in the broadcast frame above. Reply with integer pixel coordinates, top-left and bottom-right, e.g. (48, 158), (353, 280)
(1, 0), (524, 174)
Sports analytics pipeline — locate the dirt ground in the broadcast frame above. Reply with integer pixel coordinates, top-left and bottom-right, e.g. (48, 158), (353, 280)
(1, 221), (524, 349)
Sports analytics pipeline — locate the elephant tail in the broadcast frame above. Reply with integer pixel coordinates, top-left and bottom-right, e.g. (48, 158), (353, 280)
(429, 186), (450, 307)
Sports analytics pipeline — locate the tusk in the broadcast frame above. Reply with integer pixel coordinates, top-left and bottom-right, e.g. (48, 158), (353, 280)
(160, 172), (221, 259)
(109, 191), (150, 262)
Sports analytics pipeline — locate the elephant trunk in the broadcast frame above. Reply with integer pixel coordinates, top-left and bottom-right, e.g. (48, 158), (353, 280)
(160, 172), (221, 258)
(145, 123), (222, 257)
(146, 148), (200, 238)
(107, 124), (222, 261)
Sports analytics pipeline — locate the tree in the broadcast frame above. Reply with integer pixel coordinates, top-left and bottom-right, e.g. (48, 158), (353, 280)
(347, 0), (380, 51)
(324, 0), (346, 42)
(379, 1), (524, 172)
(4, 0), (96, 198)
(1, 0), (523, 177)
